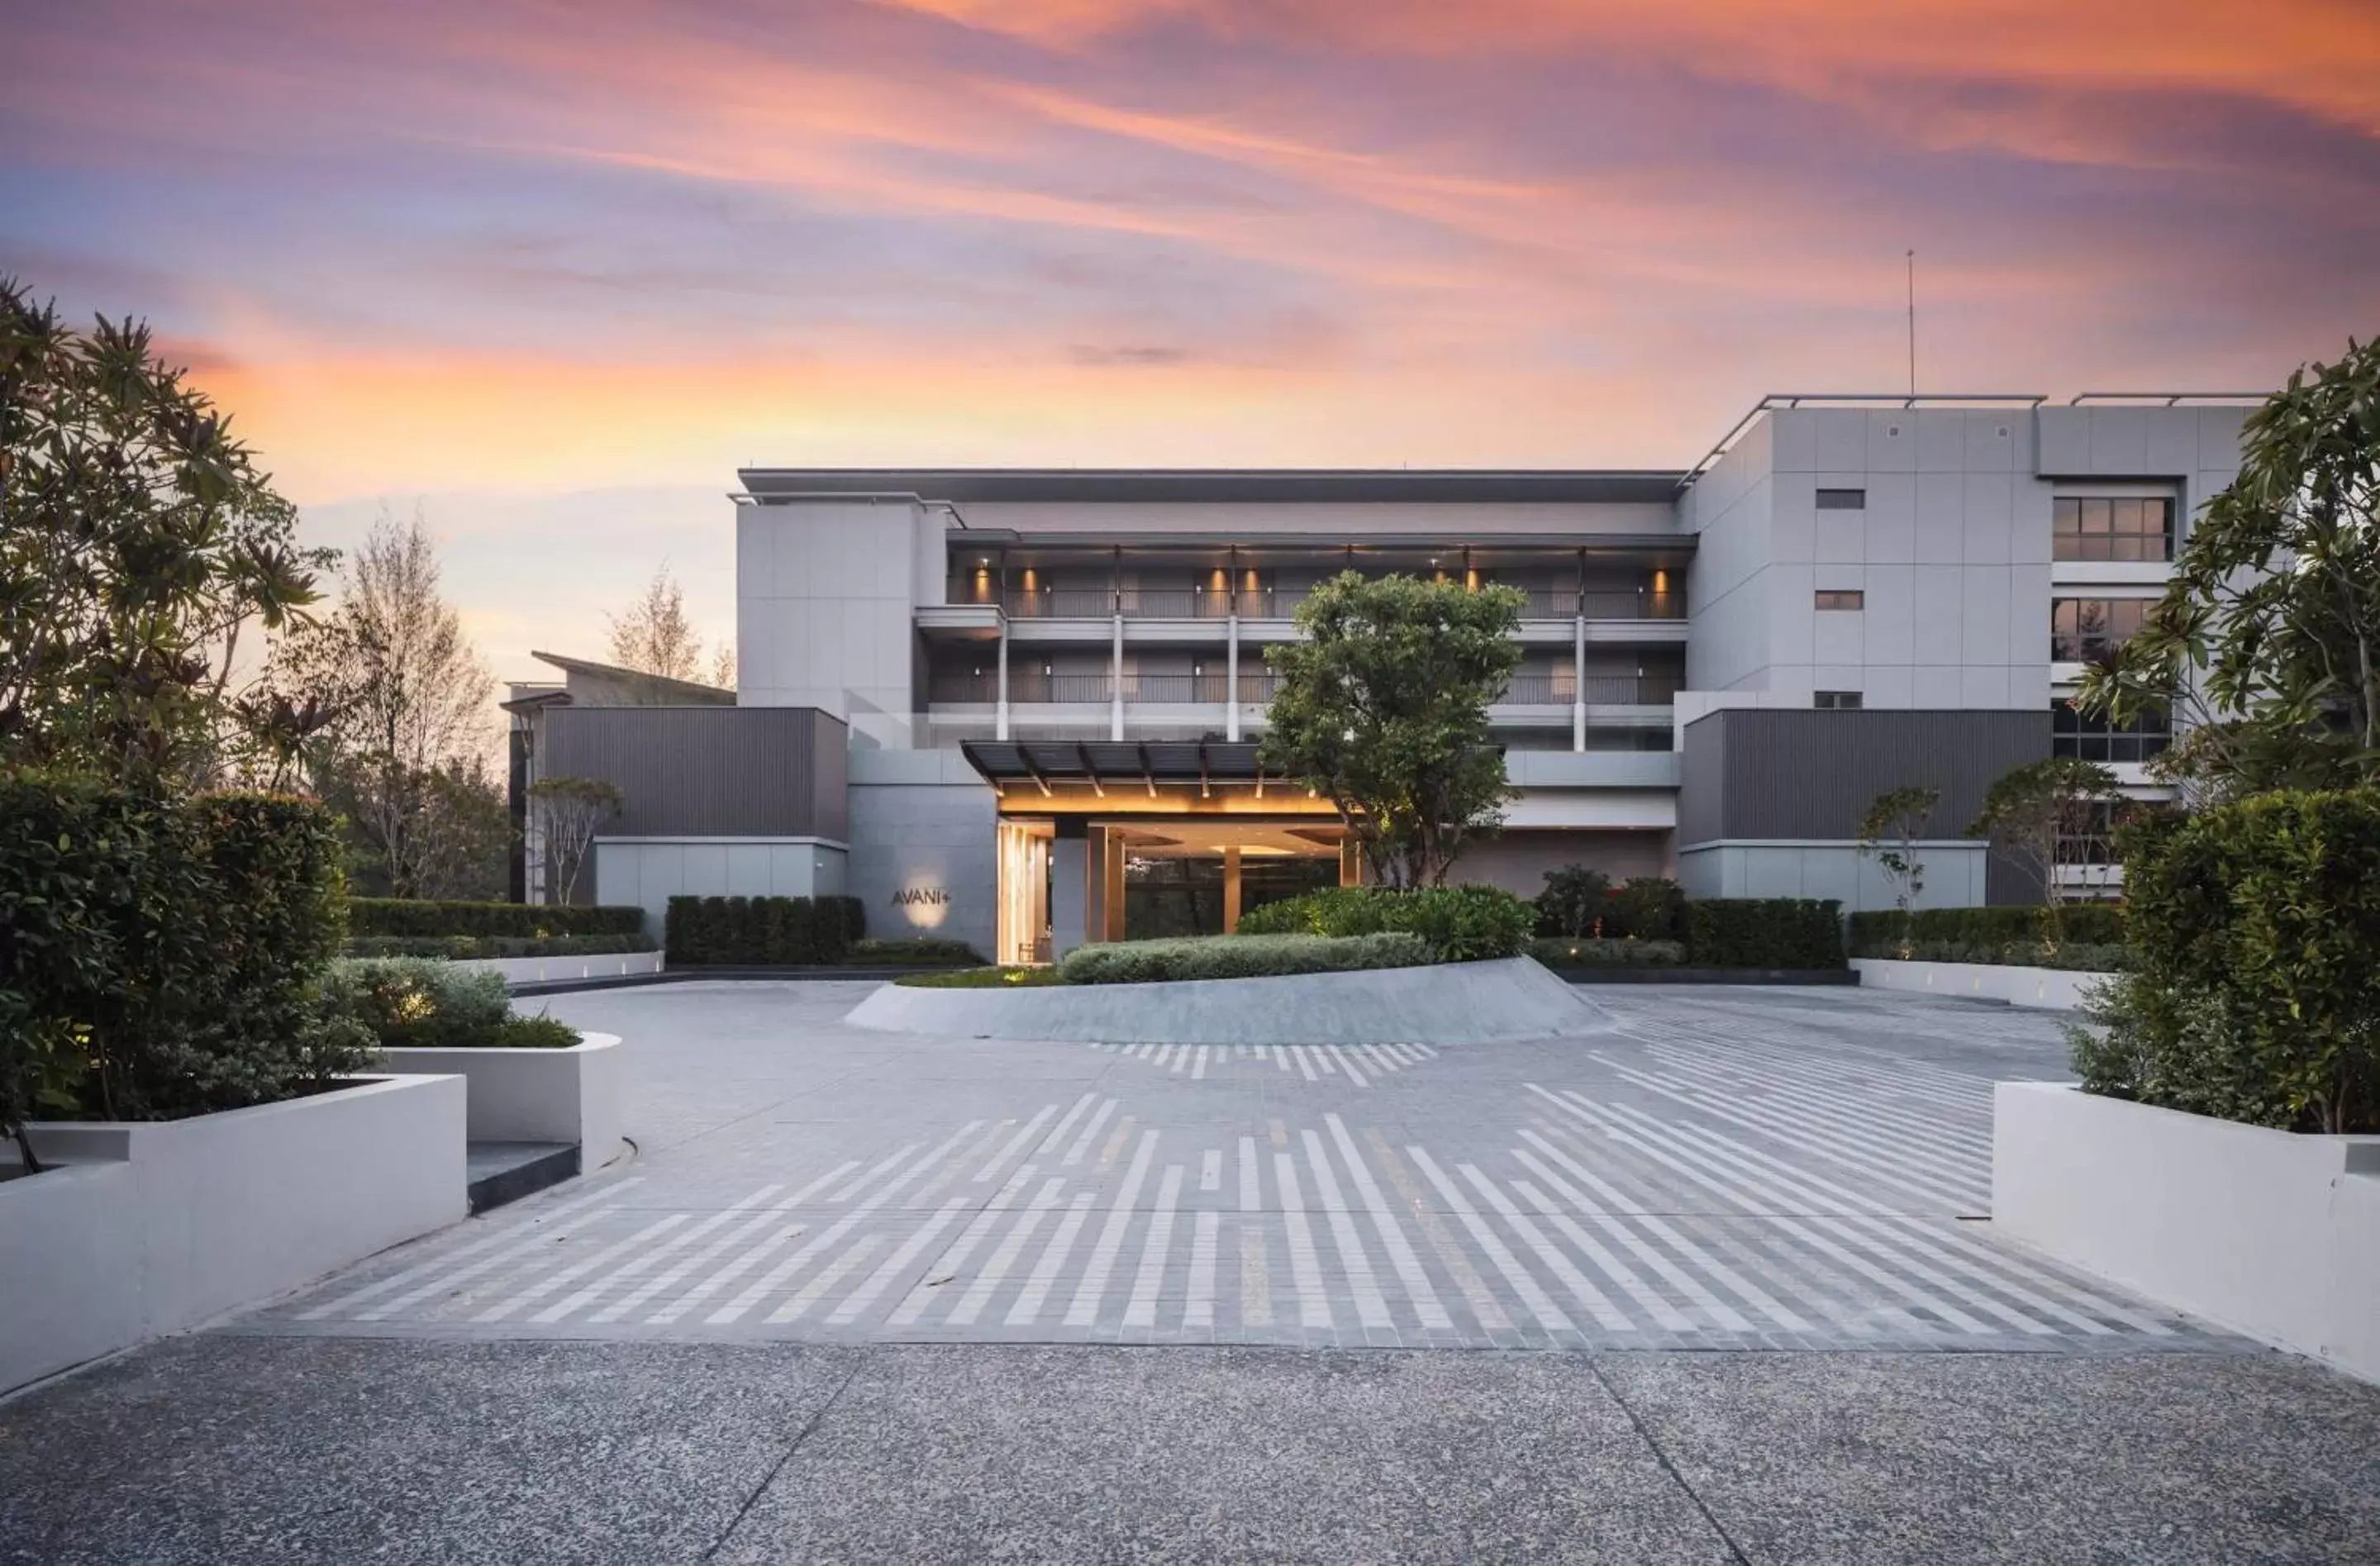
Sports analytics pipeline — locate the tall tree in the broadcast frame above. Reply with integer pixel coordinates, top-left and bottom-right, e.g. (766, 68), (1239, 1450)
(0, 277), (333, 783)
(2074, 337), (2380, 793)
(1968, 758), (2121, 946)
(301, 507), (500, 897)
(1259, 573), (1523, 888)
(608, 564), (708, 684)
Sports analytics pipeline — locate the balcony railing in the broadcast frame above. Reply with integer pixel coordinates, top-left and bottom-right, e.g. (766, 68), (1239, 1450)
(1496, 674), (1682, 705)
(987, 586), (1678, 620)
(926, 674), (1000, 703)
(1236, 671), (1279, 702)
(1124, 674), (1230, 702)
(1007, 674), (1113, 702)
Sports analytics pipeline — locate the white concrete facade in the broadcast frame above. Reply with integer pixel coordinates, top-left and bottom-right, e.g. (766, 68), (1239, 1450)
(383, 1033), (628, 1169)
(1854, 957), (2107, 1011)
(594, 836), (848, 939)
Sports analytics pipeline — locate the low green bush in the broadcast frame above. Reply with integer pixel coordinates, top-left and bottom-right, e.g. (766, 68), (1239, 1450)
(321, 958), (582, 1049)
(349, 898), (644, 939)
(1534, 866), (1611, 937)
(1, 778), (377, 1145)
(1683, 898), (1846, 969)
(1606, 878), (1687, 941)
(1846, 904), (2123, 955)
(665, 894), (867, 964)
(1232, 884), (1535, 961)
(2068, 788), (2380, 1135)
(894, 965), (1065, 989)
(1852, 937), (2127, 972)
(1529, 937), (1687, 969)
(343, 933), (656, 960)
(1060, 931), (1433, 985)
(847, 936), (983, 966)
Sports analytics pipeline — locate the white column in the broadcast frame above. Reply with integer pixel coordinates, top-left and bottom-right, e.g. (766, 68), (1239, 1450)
(1226, 615), (1240, 742)
(995, 622), (1011, 741)
(1572, 613), (1587, 753)
(1111, 614), (1126, 741)
(1050, 834), (1089, 958)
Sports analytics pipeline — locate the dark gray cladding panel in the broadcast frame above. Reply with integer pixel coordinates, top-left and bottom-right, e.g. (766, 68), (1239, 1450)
(542, 706), (849, 840)
(1680, 707), (2050, 846)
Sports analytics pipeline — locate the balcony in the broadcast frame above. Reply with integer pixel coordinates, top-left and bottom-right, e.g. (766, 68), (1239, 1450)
(1000, 588), (1313, 620)
(1124, 674), (1230, 703)
(1006, 674), (1114, 703)
(1496, 674), (1682, 705)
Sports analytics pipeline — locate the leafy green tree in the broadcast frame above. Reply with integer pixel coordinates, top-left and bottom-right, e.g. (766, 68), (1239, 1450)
(1536, 864), (1611, 937)
(1259, 573), (1524, 888)
(0, 277), (332, 782)
(1856, 783), (1941, 957)
(1968, 757), (2121, 947)
(2074, 337), (2380, 793)
(531, 775), (624, 904)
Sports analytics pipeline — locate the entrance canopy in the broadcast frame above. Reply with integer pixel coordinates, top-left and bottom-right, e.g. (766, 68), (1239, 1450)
(962, 740), (1283, 802)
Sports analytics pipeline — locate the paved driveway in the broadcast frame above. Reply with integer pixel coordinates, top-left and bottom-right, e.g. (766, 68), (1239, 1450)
(249, 980), (2217, 1354)
(7, 981), (2377, 1565)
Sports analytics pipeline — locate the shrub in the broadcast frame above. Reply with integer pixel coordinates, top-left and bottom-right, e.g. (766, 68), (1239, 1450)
(1683, 898), (1846, 969)
(1535, 865), (1611, 937)
(349, 898), (644, 939)
(1059, 931), (1433, 985)
(665, 894), (864, 965)
(2068, 789), (2380, 1134)
(895, 965), (1065, 989)
(1856, 937), (2127, 973)
(847, 936), (983, 966)
(320, 958), (581, 1049)
(0, 778), (378, 1154)
(1231, 883), (1535, 961)
(1606, 877), (1686, 941)
(1845, 904), (2122, 956)
(343, 933), (656, 960)
(1529, 937), (1687, 969)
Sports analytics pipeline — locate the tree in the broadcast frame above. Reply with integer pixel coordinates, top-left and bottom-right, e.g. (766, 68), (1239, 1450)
(2074, 337), (2380, 793)
(298, 508), (500, 897)
(1537, 864), (1611, 937)
(0, 277), (335, 783)
(1967, 758), (2121, 947)
(1857, 783), (1940, 957)
(530, 775), (622, 903)
(608, 564), (715, 686)
(1259, 572), (1524, 888)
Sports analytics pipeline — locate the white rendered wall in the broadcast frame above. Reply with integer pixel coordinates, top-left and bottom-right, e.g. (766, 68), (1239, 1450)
(383, 1035), (626, 1165)
(737, 497), (941, 737)
(1675, 840), (1987, 910)
(595, 837), (849, 939)
(846, 750), (1000, 958)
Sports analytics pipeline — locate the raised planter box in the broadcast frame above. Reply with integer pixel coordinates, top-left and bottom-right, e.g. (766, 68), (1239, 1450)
(455, 950), (663, 988)
(383, 1032), (626, 1170)
(2, 1073), (466, 1393)
(1854, 957), (2110, 1011)
(1993, 1081), (2380, 1384)
(845, 956), (1607, 1046)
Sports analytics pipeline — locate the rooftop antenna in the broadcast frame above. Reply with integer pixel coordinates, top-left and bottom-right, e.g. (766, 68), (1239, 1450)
(1906, 250), (1917, 400)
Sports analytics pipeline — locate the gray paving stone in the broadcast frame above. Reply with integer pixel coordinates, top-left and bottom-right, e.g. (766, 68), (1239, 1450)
(1597, 1350), (2380, 1565)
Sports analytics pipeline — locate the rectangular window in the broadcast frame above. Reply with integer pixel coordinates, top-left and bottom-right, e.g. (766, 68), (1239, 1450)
(1815, 488), (1867, 511)
(1813, 690), (1863, 710)
(2051, 700), (2172, 764)
(2051, 597), (2152, 661)
(1813, 589), (1865, 611)
(2054, 496), (2174, 562)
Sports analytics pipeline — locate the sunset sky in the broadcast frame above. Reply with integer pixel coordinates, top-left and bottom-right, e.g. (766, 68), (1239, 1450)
(7, 0), (2378, 678)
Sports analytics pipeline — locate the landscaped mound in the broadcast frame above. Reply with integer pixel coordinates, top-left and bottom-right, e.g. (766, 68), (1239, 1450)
(1061, 931), (1429, 984)
(324, 957), (581, 1050)
(1232, 883), (1535, 959)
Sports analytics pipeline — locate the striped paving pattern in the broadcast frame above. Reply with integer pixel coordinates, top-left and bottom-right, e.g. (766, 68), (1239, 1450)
(1086, 1040), (1436, 1085)
(271, 1042), (2221, 1349)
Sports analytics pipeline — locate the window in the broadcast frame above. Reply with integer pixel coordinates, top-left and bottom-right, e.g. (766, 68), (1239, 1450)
(2051, 597), (2152, 661)
(1814, 589), (1865, 611)
(2054, 496), (2173, 563)
(1813, 690), (1863, 710)
(1816, 488), (1867, 511)
(2052, 701), (2171, 764)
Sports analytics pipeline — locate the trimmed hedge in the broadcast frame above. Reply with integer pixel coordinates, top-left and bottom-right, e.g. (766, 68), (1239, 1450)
(1606, 878), (1687, 942)
(1864, 939), (2127, 973)
(1529, 937), (1687, 969)
(1232, 884), (1535, 961)
(1846, 904), (2123, 955)
(1683, 898), (1846, 969)
(665, 894), (868, 965)
(2071, 789), (2380, 1135)
(1, 778), (378, 1139)
(896, 965), (1065, 989)
(344, 933), (656, 960)
(321, 957), (580, 1049)
(1059, 931), (1433, 985)
(350, 898), (644, 939)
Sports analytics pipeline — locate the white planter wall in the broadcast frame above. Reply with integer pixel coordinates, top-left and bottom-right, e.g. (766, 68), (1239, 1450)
(383, 1033), (626, 1166)
(2, 1073), (466, 1393)
(1855, 958), (2109, 1011)
(452, 951), (662, 987)
(1994, 1082), (2380, 1384)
